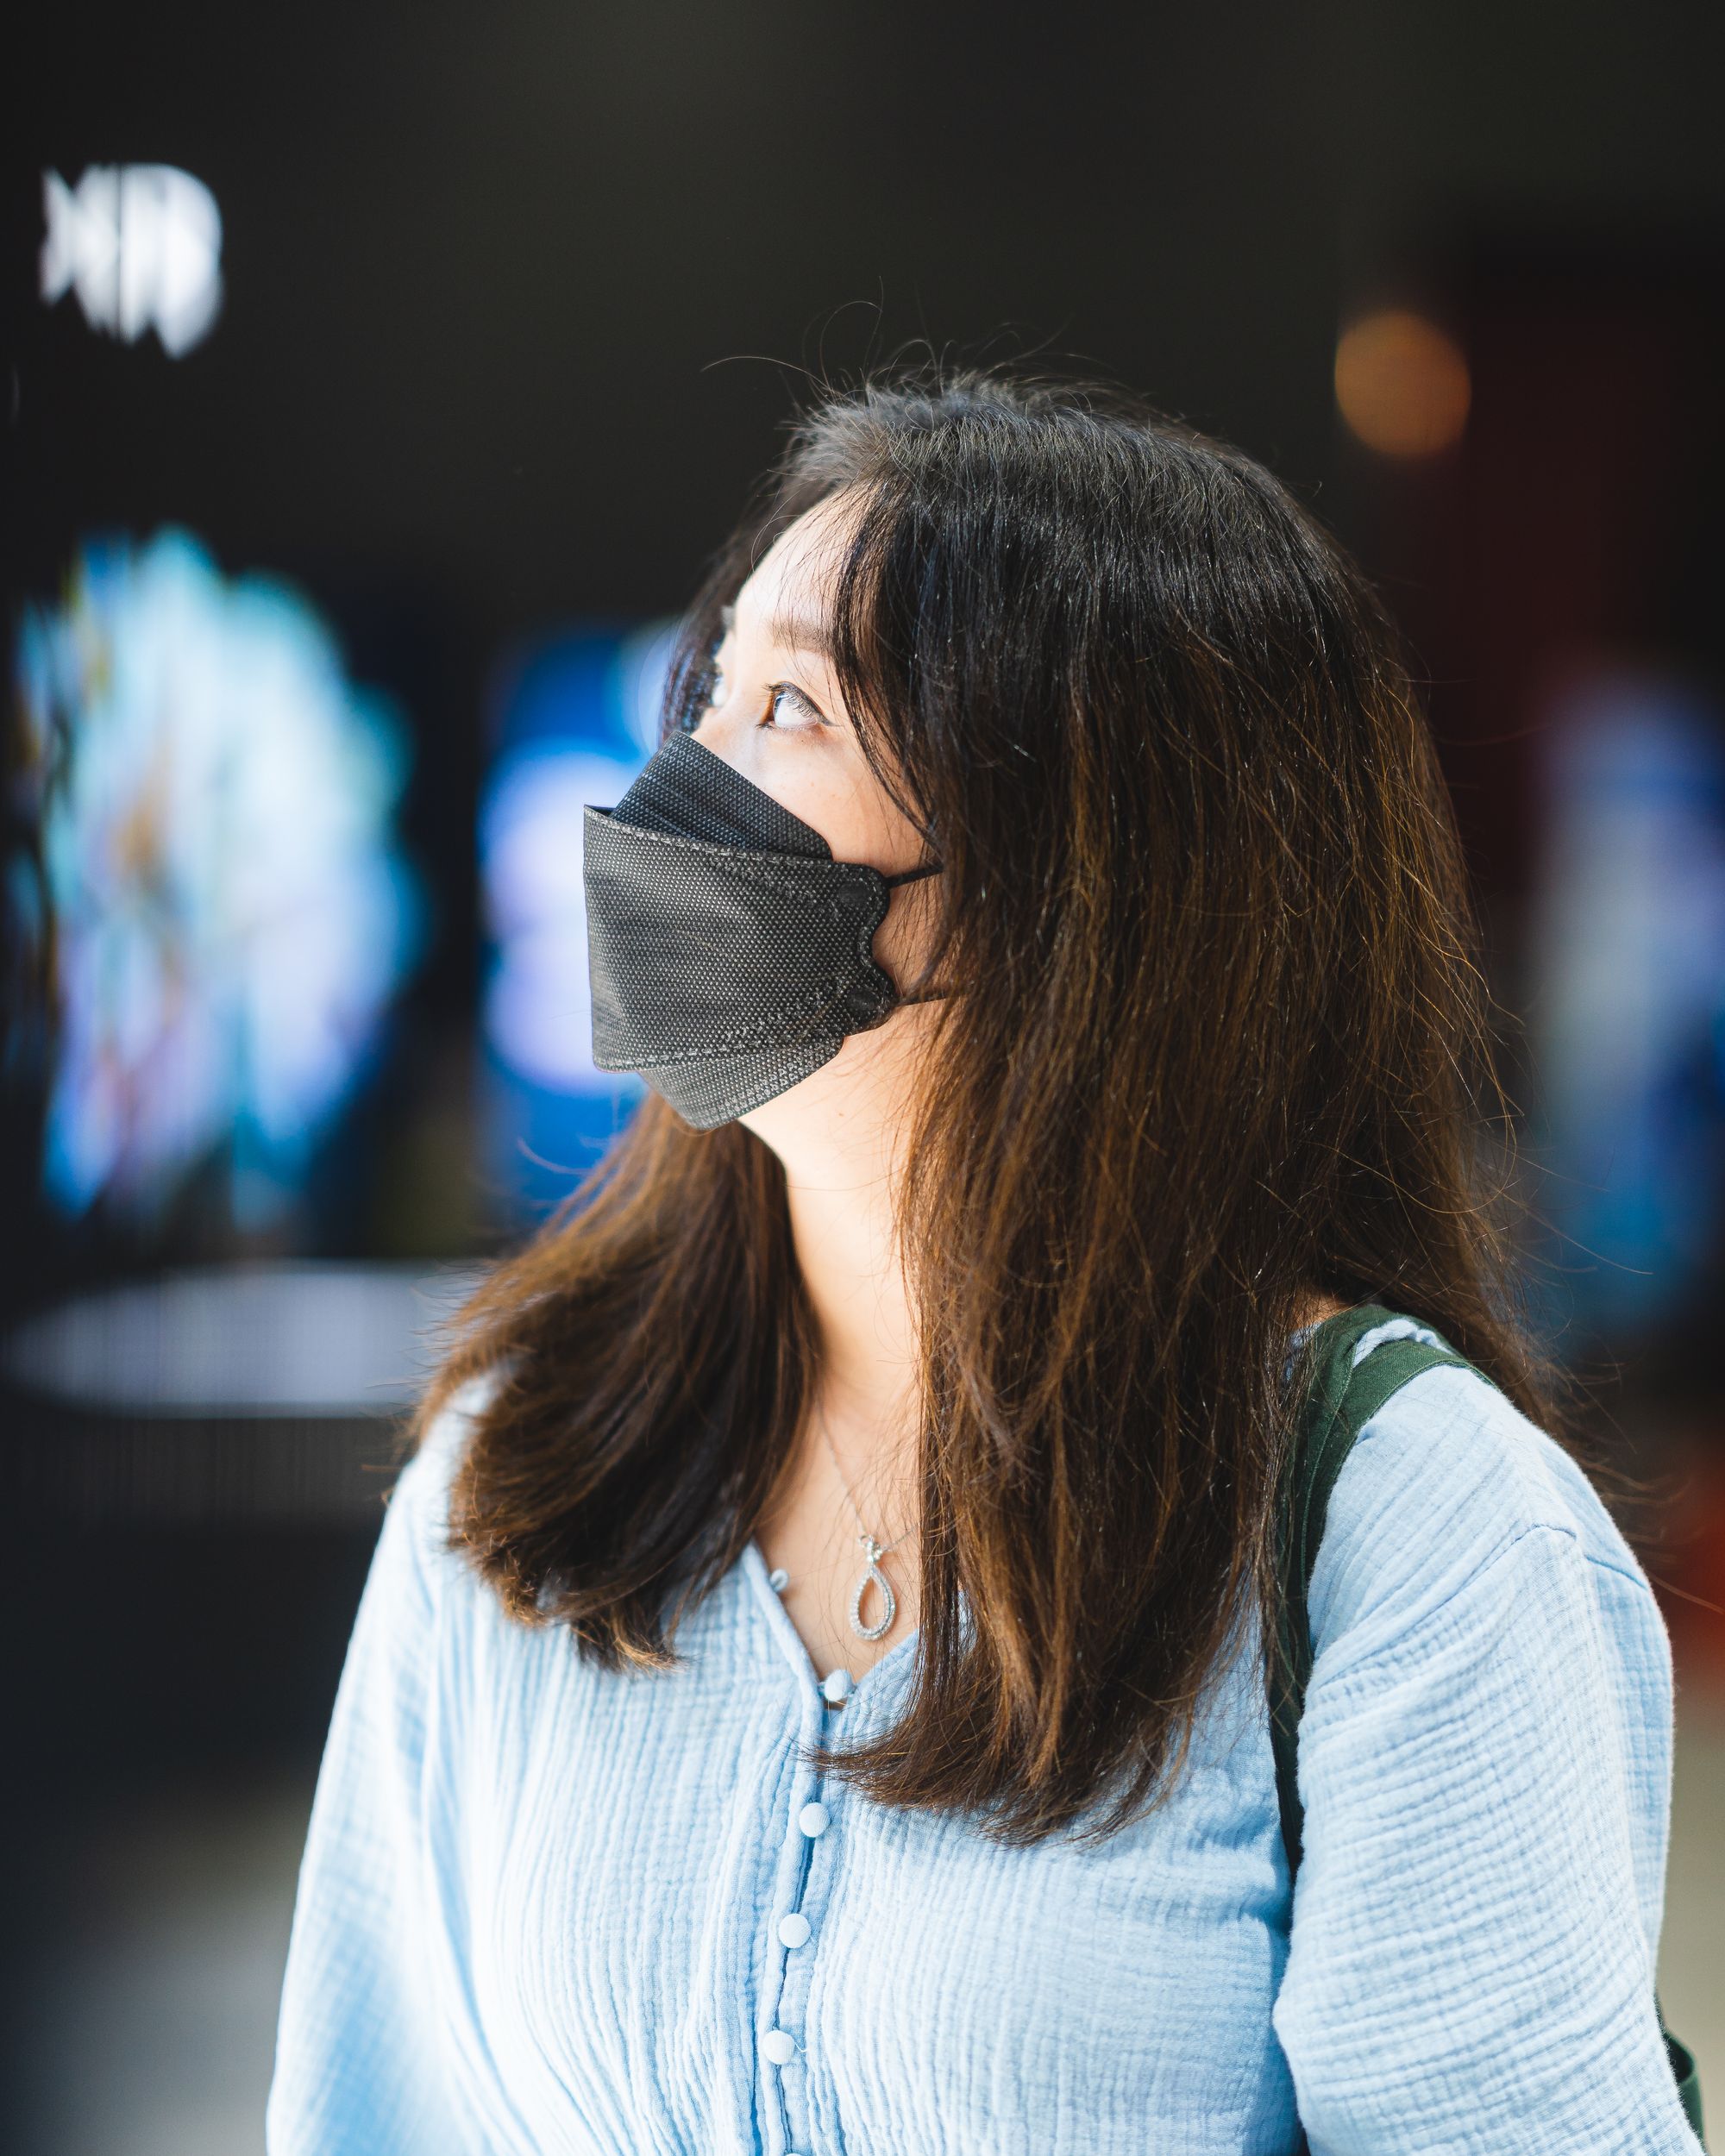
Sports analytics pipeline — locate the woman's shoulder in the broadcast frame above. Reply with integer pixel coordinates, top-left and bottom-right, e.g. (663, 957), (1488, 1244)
(382, 1366), (505, 1586)
(1308, 1317), (1664, 1667)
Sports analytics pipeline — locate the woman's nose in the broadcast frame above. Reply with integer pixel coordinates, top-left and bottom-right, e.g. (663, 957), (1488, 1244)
(687, 704), (740, 764)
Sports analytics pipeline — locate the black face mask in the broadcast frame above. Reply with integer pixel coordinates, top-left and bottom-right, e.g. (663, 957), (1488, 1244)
(581, 730), (942, 1129)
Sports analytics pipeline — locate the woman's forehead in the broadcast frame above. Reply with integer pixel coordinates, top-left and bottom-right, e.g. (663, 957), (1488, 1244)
(732, 498), (856, 641)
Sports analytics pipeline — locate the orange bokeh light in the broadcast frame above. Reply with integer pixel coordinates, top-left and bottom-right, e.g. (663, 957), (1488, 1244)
(1334, 309), (1471, 458)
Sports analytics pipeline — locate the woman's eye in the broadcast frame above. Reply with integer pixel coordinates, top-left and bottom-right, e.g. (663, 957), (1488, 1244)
(764, 682), (826, 731)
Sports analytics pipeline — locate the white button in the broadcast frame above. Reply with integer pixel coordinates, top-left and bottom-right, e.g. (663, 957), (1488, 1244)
(778, 1911), (812, 1948)
(762, 2028), (796, 2065)
(820, 1668), (854, 1703)
(767, 1567), (789, 1593)
(798, 1801), (830, 1838)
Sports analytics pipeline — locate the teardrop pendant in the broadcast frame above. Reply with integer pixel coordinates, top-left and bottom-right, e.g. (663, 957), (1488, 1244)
(849, 1534), (896, 1641)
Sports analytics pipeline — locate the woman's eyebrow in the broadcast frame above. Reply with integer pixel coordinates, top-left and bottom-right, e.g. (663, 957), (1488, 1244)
(764, 608), (836, 661)
(721, 597), (835, 661)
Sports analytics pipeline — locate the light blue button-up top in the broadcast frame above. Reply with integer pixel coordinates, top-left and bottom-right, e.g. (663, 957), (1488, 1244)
(266, 1319), (1703, 2153)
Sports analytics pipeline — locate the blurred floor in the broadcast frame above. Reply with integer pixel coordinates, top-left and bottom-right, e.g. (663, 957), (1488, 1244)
(7, 1694), (1722, 2153)
(13, 1781), (313, 2156)
(1663, 1683), (1725, 2109)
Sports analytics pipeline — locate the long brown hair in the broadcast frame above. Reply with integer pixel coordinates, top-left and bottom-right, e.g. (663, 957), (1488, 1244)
(417, 363), (1576, 1847)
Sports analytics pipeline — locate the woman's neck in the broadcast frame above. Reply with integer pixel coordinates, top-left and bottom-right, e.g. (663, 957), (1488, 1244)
(747, 1060), (927, 1655)
(783, 1154), (920, 1444)
(746, 1011), (937, 1470)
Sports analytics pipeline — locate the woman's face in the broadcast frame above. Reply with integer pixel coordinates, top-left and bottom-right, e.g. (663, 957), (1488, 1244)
(687, 496), (937, 1000)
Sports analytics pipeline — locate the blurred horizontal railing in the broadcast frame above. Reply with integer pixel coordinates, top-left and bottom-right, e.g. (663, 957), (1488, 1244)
(0, 1262), (487, 1526)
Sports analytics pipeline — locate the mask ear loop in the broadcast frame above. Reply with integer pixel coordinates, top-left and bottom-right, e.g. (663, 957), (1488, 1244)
(880, 860), (950, 1002)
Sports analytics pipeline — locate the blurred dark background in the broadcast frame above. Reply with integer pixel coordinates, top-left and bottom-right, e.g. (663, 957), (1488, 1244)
(4, 3), (1724, 2147)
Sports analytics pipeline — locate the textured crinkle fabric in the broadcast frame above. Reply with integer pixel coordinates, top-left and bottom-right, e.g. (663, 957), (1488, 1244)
(266, 1333), (1703, 2156)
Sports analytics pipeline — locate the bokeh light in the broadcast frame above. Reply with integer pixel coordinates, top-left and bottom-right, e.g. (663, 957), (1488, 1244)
(1334, 308), (1471, 458)
(479, 617), (674, 1215)
(9, 529), (426, 1231)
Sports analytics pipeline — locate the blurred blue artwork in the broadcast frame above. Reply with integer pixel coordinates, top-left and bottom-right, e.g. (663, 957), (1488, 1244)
(9, 529), (425, 1234)
(480, 618), (675, 1219)
(1528, 671), (1725, 1340)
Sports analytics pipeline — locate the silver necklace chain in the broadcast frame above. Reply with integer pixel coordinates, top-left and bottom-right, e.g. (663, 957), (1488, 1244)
(815, 1399), (909, 1643)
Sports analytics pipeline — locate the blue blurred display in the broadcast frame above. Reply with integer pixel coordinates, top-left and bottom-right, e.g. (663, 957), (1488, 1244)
(9, 529), (426, 1235)
(480, 618), (676, 1218)
(1528, 672), (1725, 1339)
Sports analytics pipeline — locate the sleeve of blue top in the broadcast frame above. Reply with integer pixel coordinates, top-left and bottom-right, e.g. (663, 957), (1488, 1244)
(265, 1418), (466, 2156)
(1270, 1363), (1703, 2154)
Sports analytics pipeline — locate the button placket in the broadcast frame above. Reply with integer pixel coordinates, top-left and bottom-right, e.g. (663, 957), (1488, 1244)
(743, 1541), (906, 2155)
(752, 1652), (822, 2155)
(766, 1764), (841, 2155)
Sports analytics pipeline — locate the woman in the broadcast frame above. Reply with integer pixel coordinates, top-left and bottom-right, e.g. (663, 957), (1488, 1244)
(267, 367), (1700, 2153)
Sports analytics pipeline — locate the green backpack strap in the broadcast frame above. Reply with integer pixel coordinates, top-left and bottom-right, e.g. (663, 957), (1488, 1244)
(1269, 1304), (1480, 1875)
(1269, 1302), (1706, 2149)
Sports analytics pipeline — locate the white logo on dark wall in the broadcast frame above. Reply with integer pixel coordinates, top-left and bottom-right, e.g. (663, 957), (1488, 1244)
(41, 166), (223, 357)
